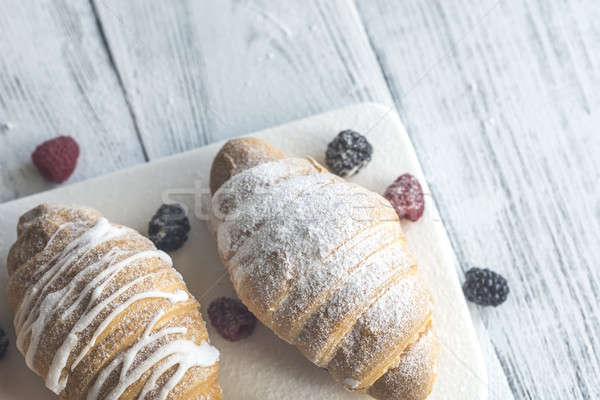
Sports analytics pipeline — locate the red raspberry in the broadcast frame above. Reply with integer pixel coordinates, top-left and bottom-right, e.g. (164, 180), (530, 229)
(31, 136), (79, 183)
(208, 297), (257, 342)
(384, 173), (425, 221)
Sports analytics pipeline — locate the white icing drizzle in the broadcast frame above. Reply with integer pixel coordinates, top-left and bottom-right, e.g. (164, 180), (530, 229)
(69, 289), (188, 372)
(15, 218), (129, 363)
(42, 222), (77, 251)
(13, 217), (219, 397)
(87, 311), (219, 400)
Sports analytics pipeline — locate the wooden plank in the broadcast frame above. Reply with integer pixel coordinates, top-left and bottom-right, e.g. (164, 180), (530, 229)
(354, 0), (600, 398)
(91, 0), (394, 158)
(0, 0), (146, 203)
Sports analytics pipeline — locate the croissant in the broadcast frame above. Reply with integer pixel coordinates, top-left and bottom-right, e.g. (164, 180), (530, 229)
(6, 204), (221, 399)
(209, 137), (440, 400)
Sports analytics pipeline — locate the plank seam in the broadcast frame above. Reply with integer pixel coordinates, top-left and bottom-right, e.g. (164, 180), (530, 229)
(88, 0), (149, 162)
(347, 0), (399, 106)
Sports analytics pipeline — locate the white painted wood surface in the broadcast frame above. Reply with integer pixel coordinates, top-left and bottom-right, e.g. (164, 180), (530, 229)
(0, 0), (146, 203)
(92, 0), (394, 158)
(0, 1), (598, 399)
(354, 1), (600, 398)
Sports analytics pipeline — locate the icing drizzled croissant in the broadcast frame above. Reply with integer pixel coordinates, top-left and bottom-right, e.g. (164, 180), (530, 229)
(6, 204), (221, 399)
(209, 138), (440, 400)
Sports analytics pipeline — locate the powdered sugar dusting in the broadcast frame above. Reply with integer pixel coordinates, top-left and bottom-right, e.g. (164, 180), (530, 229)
(211, 157), (435, 395)
(369, 327), (440, 400)
(391, 327), (436, 381)
(329, 274), (433, 389)
(296, 240), (414, 365)
(274, 221), (403, 343)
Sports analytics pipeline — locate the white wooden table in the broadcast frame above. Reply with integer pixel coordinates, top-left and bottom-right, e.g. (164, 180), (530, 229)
(0, 1), (598, 399)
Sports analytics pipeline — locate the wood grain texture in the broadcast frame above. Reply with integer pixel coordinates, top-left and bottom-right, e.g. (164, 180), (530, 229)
(353, 0), (600, 398)
(1, 0), (598, 398)
(0, 0), (146, 203)
(91, 0), (394, 158)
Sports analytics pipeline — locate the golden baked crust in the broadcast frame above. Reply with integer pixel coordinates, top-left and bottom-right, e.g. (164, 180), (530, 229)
(209, 137), (286, 195)
(209, 138), (440, 400)
(7, 203), (221, 400)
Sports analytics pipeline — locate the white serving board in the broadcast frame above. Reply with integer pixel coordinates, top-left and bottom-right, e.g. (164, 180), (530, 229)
(0, 103), (487, 399)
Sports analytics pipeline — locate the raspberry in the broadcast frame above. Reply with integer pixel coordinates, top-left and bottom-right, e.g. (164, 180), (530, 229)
(0, 327), (8, 359)
(463, 268), (509, 306)
(384, 173), (425, 221)
(31, 136), (79, 183)
(325, 130), (373, 177)
(208, 297), (257, 342)
(148, 204), (191, 252)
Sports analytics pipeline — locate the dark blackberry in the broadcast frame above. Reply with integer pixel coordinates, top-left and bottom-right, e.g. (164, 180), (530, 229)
(0, 328), (8, 359)
(148, 204), (191, 252)
(463, 268), (509, 306)
(208, 297), (257, 342)
(325, 130), (373, 177)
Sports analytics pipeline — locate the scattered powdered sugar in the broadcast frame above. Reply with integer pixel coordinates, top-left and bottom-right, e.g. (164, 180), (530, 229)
(214, 158), (390, 321)
(274, 221), (402, 343)
(216, 172), (335, 263)
(228, 181), (372, 311)
(368, 327), (439, 400)
(295, 240), (414, 365)
(212, 157), (435, 394)
(391, 327), (435, 378)
(328, 274), (432, 388)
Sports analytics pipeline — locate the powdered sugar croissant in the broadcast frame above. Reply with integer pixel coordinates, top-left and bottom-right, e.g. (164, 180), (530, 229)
(6, 204), (221, 399)
(209, 138), (440, 400)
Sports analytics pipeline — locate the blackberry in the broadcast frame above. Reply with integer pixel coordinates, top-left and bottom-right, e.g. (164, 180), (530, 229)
(208, 297), (257, 342)
(0, 328), (8, 359)
(325, 130), (373, 177)
(463, 268), (509, 306)
(148, 204), (191, 252)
